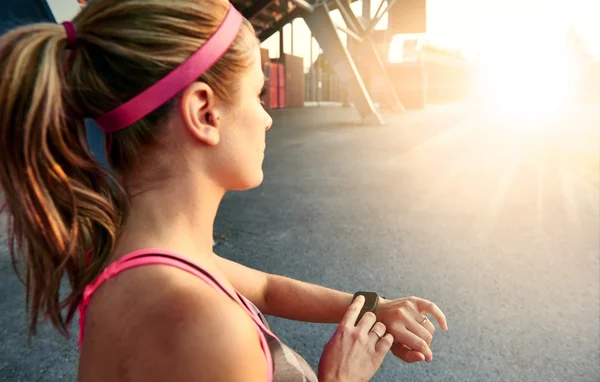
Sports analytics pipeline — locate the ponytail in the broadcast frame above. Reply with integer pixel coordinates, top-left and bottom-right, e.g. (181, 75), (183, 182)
(0, 23), (125, 340)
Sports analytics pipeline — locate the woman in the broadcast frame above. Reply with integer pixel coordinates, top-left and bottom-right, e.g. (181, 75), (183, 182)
(0, 0), (447, 381)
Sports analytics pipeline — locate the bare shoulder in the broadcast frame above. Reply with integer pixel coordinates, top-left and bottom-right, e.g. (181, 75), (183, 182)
(79, 264), (268, 382)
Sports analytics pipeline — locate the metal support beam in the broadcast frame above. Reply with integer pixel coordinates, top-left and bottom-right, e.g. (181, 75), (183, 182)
(335, 0), (404, 111)
(335, 0), (365, 32)
(361, 33), (405, 111)
(242, 0), (273, 19)
(257, 8), (304, 42)
(335, 24), (363, 42)
(364, 0), (399, 36)
(371, 0), (386, 23)
(279, 24), (284, 61)
(332, 0), (361, 33)
(290, 19), (294, 54)
(320, 0), (361, 12)
(290, 0), (314, 12)
(362, 0), (371, 21)
(303, 1), (382, 124)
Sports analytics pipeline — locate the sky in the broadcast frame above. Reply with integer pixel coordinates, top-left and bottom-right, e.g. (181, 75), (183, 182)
(425, 0), (600, 60)
(46, 0), (80, 21)
(48, 0), (600, 69)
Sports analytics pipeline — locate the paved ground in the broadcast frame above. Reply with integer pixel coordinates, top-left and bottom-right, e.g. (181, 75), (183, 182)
(1, 102), (599, 381)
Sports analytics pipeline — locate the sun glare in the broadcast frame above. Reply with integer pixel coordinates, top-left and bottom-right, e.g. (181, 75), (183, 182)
(477, 48), (577, 120)
(472, 15), (582, 121)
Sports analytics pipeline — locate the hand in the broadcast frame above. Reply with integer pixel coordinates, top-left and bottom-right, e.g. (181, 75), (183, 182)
(374, 296), (448, 363)
(318, 296), (394, 382)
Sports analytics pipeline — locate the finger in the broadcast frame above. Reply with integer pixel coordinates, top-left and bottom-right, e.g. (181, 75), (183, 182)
(420, 315), (436, 336)
(340, 295), (365, 328)
(406, 318), (433, 347)
(368, 322), (386, 346)
(391, 343), (426, 363)
(413, 298), (448, 331)
(356, 311), (377, 332)
(375, 333), (394, 356)
(400, 329), (432, 362)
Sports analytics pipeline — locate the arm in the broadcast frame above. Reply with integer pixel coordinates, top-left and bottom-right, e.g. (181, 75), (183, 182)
(263, 274), (356, 323)
(212, 256), (450, 366)
(213, 255), (378, 324)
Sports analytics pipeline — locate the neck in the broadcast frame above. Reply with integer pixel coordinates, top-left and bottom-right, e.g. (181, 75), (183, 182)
(114, 173), (225, 263)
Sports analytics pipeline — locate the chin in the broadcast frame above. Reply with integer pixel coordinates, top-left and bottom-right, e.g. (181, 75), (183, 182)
(230, 170), (264, 191)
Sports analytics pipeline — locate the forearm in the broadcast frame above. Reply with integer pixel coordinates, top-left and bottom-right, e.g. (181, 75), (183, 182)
(263, 274), (354, 324)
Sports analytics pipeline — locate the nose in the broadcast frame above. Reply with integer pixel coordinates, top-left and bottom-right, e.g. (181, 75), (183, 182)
(264, 110), (273, 131)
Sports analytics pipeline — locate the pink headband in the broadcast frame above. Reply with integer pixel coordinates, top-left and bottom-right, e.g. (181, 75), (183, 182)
(94, 4), (243, 133)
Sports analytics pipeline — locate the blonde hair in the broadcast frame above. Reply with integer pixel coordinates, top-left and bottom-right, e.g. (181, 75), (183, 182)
(0, 0), (255, 341)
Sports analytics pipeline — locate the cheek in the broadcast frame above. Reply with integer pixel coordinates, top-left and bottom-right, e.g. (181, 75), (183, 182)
(243, 102), (268, 142)
(213, 105), (266, 189)
(219, 104), (265, 159)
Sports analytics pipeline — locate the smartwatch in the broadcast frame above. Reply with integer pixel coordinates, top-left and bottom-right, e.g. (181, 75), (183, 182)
(352, 291), (380, 326)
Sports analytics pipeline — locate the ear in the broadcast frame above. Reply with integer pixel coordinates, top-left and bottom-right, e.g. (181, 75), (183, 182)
(179, 82), (221, 146)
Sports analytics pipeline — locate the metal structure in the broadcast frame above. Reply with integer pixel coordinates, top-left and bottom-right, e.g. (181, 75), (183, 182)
(232, 0), (411, 124)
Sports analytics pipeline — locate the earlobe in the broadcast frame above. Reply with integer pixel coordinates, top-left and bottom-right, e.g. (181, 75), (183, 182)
(198, 122), (220, 146)
(180, 82), (220, 147)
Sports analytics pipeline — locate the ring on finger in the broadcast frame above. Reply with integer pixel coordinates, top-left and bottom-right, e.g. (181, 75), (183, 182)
(419, 316), (428, 325)
(369, 330), (383, 340)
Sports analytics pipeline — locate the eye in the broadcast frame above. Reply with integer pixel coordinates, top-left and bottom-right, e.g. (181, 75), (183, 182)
(258, 87), (267, 105)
